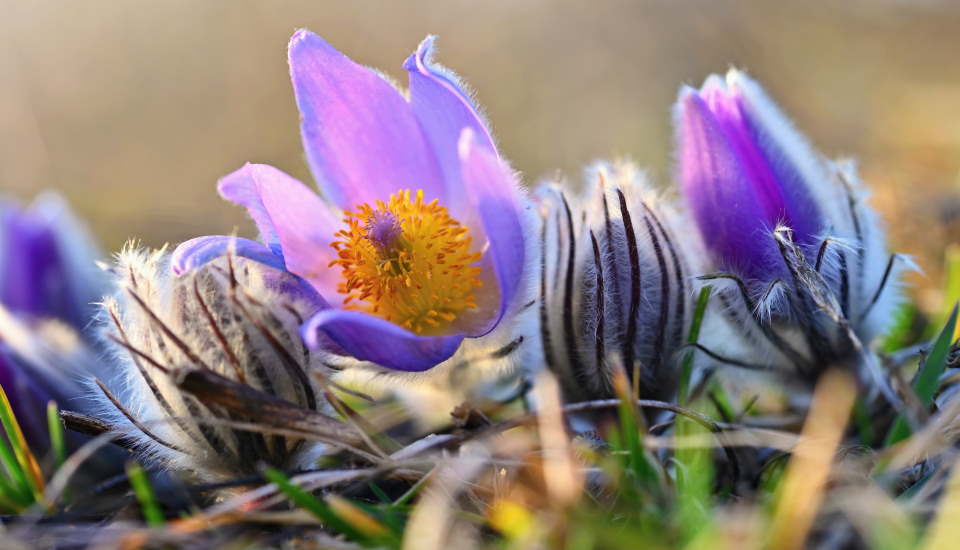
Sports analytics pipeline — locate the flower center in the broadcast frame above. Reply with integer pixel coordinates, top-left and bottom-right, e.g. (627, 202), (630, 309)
(330, 189), (483, 335)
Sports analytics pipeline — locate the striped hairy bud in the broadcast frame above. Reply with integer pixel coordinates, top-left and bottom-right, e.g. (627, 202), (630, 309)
(94, 246), (347, 485)
(535, 162), (697, 403)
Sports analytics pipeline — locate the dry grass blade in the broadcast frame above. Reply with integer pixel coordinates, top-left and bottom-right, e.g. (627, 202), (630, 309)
(402, 450), (488, 550)
(311, 370), (392, 459)
(180, 468), (395, 529)
(175, 367), (366, 449)
(533, 371), (582, 506)
(41, 431), (125, 510)
(920, 458), (960, 550)
(884, 388), (960, 471)
(829, 484), (917, 549)
(768, 370), (857, 550)
(59, 410), (143, 451)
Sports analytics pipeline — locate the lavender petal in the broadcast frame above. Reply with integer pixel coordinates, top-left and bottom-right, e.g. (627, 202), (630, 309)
(289, 29), (444, 209)
(302, 309), (463, 371)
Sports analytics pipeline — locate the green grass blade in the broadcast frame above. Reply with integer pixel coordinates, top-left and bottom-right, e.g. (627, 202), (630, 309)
(929, 245), (960, 339)
(707, 381), (736, 422)
(675, 411), (713, 541)
(881, 303), (916, 354)
(0, 384), (42, 502)
(0, 425), (31, 503)
(0, 490), (26, 514)
(852, 397), (875, 447)
(679, 285), (712, 405)
(674, 286), (715, 541)
(0, 475), (31, 513)
(328, 495), (402, 543)
(46, 401), (66, 472)
(392, 474), (428, 508)
(263, 468), (374, 546)
(126, 461), (165, 527)
(610, 369), (659, 487)
(0, 383), (44, 491)
(885, 303), (958, 446)
(368, 482), (391, 504)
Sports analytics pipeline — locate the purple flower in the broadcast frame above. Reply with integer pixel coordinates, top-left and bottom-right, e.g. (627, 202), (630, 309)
(0, 346), (51, 446)
(0, 194), (105, 446)
(675, 70), (907, 384)
(0, 194), (102, 328)
(174, 31), (529, 372)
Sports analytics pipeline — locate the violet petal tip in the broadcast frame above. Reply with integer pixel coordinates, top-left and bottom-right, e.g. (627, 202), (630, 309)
(301, 309), (464, 372)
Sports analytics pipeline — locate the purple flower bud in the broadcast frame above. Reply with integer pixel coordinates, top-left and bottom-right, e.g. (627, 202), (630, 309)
(93, 248), (340, 486)
(676, 73), (824, 283)
(675, 71), (909, 392)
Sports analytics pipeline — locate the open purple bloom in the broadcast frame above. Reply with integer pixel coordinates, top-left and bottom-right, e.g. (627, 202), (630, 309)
(174, 31), (529, 372)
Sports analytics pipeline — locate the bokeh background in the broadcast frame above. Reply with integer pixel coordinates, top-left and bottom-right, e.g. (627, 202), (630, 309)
(2, 0), (959, 309)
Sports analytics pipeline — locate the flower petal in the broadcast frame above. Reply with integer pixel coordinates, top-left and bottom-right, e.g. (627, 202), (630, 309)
(458, 129), (526, 335)
(404, 36), (496, 207)
(288, 30), (444, 208)
(699, 76), (788, 226)
(26, 193), (105, 329)
(723, 71), (824, 247)
(171, 236), (284, 275)
(254, 170), (343, 298)
(302, 309), (463, 372)
(0, 204), (70, 322)
(218, 164), (285, 257)
(216, 163), (342, 298)
(677, 88), (783, 281)
(171, 236), (331, 316)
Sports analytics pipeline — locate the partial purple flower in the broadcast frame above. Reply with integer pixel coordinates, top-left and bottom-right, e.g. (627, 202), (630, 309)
(0, 194), (103, 328)
(0, 193), (106, 446)
(535, 162), (699, 403)
(0, 344), (52, 447)
(675, 70), (908, 385)
(174, 31), (532, 373)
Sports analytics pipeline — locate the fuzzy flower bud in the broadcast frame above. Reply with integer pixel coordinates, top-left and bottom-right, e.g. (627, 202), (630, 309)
(94, 246), (349, 485)
(535, 162), (699, 402)
(675, 70), (908, 386)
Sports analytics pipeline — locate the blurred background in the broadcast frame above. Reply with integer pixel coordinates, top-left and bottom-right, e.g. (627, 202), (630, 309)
(2, 0), (959, 309)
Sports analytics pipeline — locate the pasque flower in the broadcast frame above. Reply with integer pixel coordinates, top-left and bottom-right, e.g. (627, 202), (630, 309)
(0, 194), (106, 445)
(174, 30), (531, 373)
(536, 162), (698, 403)
(676, 70), (906, 379)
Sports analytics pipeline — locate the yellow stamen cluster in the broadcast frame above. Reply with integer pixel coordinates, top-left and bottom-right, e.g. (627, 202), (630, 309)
(330, 189), (483, 335)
